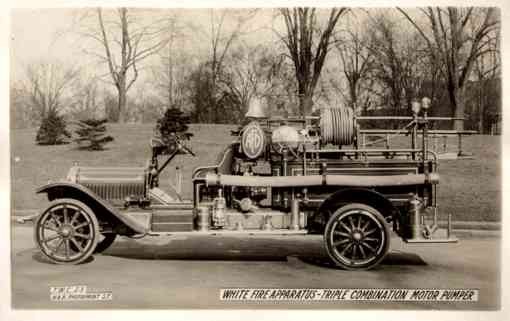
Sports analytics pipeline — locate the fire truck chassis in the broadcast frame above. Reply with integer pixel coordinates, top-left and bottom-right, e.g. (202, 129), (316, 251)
(27, 97), (474, 270)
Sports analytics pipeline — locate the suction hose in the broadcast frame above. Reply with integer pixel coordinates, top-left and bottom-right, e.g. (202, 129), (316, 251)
(204, 173), (439, 187)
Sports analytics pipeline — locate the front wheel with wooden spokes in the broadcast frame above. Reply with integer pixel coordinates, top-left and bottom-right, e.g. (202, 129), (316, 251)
(324, 203), (390, 270)
(34, 199), (99, 264)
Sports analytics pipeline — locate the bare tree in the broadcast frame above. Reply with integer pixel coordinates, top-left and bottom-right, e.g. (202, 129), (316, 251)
(24, 60), (79, 119)
(130, 86), (165, 123)
(10, 82), (34, 128)
(80, 8), (172, 122)
(220, 46), (258, 114)
(398, 7), (499, 130)
(208, 9), (257, 121)
(367, 14), (431, 121)
(335, 28), (373, 113)
(151, 13), (192, 110)
(187, 9), (257, 123)
(220, 44), (276, 115)
(69, 75), (102, 119)
(278, 8), (348, 116)
(472, 25), (500, 133)
(159, 21), (180, 109)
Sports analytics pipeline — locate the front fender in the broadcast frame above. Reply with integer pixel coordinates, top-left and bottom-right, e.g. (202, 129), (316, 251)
(37, 182), (146, 234)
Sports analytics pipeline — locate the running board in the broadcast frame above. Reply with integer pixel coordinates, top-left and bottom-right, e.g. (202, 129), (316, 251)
(404, 237), (458, 244)
(403, 227), (458, 243)
(147, 229), (308, 236)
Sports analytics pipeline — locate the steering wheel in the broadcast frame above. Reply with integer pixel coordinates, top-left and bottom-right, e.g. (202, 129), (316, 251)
(176, 140), (196, 157)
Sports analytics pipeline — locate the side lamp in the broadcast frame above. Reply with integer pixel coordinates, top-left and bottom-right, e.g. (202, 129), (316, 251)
(411, 100), (421, 116)
(421, 97), (431, 111)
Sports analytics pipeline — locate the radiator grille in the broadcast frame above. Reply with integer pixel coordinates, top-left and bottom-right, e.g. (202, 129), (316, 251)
(74, 166), (146, 202)
(82, 182), (145, 202)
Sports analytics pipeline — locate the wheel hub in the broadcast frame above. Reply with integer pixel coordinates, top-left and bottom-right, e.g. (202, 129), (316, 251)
(59, 225), (74, 238)
(352, 231), (363, 242)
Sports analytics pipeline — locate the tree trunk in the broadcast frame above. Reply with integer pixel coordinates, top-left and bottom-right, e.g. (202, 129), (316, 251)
(298, 93), (305, 117)
(167, 42), (174, 109)
(348, 79), (357, 110)
(453, 87), (465, 131)
(117, 78), (127, 123)
(478, 84), (484, 134)
(298, 83), (314, 117)
(298, 94), (314, 117)
(478, 106), (484, 134)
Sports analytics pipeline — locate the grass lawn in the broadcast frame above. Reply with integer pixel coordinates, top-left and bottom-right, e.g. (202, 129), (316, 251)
(434, 135), (500, 222)
(10, 123), (500, 222)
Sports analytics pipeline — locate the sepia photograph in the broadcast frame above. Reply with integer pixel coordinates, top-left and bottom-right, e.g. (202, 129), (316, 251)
(4, 0), (507, 319)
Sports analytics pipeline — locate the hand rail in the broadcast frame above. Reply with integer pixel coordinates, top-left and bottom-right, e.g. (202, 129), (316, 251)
(356, 116), (465, 121)
(360, 129), (477, 135)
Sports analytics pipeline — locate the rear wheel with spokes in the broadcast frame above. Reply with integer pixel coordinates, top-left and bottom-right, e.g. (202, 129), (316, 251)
(34, 199), (99, 264)
(324, 203), (390, 270)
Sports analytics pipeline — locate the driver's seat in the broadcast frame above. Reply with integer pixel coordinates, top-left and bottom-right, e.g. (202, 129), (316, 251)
(192, 143), (235, 179)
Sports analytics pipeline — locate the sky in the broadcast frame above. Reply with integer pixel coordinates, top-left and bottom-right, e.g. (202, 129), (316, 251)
(9, 7), (377, 111)
(9, 8), (279, 84)
(11, 9), (78, 76)
(8, 6), (502, 109)
(5, 7), (437, 120)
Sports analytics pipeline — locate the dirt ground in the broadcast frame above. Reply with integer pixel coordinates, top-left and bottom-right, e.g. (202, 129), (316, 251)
(11, 225), (500, 310)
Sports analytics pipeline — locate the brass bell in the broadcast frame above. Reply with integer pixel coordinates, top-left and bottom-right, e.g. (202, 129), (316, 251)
(245, 97), (267, 119)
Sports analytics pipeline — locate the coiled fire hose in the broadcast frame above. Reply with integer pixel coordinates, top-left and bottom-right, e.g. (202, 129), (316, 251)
(320, 107), (355, 146)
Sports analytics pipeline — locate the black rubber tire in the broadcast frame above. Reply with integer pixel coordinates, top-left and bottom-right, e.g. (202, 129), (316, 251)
(34, 198), (99, 265)
(324, 203), (390, 270)
(94, 233), (117, 253)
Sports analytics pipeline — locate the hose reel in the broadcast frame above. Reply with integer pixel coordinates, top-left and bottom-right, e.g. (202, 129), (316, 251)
(320, 107), (355, 146)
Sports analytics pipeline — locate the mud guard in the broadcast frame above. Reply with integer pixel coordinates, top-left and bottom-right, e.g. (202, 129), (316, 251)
(309, 187), (399, 234)
(36, 182), (147, 234)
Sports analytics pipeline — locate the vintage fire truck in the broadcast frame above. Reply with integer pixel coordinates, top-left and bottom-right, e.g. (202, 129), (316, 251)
(28, 97), (470, 270)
